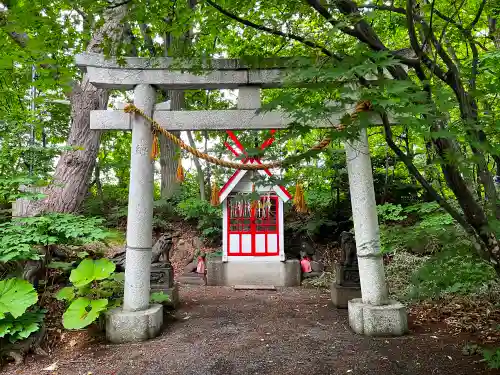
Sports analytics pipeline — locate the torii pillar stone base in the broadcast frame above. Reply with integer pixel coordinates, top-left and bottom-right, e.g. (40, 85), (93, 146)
(345, 129), (408, 336)
(106, 84), (164, 343)
(106, 304), (163, 343)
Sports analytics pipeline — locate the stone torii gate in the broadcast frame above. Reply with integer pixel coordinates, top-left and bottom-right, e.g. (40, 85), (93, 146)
(76, 53), (408, 343)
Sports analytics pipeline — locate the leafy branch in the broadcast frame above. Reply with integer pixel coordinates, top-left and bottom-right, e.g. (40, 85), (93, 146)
(205, 0), (340, 59)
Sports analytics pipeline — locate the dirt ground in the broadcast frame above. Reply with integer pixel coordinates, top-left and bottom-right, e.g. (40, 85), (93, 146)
(3, 286), (498, 375)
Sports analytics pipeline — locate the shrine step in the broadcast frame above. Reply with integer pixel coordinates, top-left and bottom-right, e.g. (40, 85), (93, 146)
(177, 273), (205, 285)
(233, 285), (276, 291)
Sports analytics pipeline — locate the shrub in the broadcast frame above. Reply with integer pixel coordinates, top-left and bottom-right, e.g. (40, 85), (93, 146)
(407, 246), (496, 299)
(377, 203), (407, 223)
(386, 252), (429, 298)
(0, 212), (113, 346)
(82, 185), (129, 227)
(56, 258), (171, 329)
(379, 202), (465, 255)
(483, 348), (500, 369)
(153, 198), (176, 231)
(175, 197), (221, 243)
(0, 213), (111, 264)
(285, 213), (337, 238)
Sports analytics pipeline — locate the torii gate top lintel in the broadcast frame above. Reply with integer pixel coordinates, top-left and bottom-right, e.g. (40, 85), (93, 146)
(76, 53), (300, 72)
(76, 52), (302, 91)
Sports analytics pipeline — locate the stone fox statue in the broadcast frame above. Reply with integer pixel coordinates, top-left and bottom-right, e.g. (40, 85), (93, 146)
(340, 231), (357, 267)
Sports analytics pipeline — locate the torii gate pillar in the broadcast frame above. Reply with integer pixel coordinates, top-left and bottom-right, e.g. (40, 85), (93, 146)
(345, 129), (407, 336)
(106, 84), (164, 343)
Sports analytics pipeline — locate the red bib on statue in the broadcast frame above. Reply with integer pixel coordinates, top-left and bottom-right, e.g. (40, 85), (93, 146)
(300, 258), (312, 273)
(196, 257), (205, 274)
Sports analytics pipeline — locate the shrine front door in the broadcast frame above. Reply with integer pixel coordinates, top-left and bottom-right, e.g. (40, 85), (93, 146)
(227, 194), (280, 256)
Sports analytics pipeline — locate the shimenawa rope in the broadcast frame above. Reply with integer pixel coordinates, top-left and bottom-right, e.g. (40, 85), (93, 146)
(123, 101), (372, 170)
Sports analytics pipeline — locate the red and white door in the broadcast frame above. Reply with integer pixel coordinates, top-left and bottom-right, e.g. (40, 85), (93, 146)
(226, 194), (280, 256)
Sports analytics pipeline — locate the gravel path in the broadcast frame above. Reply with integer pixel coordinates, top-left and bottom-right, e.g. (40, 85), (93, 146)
(4, 286), (496, 375)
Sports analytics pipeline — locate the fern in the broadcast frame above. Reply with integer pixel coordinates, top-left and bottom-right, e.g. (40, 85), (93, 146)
(0, 213), (111, 262)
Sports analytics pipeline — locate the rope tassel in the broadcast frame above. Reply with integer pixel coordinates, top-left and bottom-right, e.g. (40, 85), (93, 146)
(176, 158), (184, 183)
(210, 182), (220, 206)
(250, 183), (258, 210)
(150, 132), (159, 161)
(293, 182), (308, 213)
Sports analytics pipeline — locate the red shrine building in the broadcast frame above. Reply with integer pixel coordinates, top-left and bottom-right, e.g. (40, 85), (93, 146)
(205, 130), (300, 287)
(219, 167), (291, 261)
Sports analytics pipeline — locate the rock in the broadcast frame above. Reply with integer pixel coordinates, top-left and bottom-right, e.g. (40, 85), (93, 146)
(177, 273), (205, 285)
(310, 261), (324, 273)
(302, 271), (322, 279)
(192, 236), (203, 250)
(175, 239), (191, 260)
(184, 261), (196, 274)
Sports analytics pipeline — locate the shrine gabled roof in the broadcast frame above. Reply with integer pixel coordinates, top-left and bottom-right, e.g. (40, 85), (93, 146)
(218, 165), (292, 204)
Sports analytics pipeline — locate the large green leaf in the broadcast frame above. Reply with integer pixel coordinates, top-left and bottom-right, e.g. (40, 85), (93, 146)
(55, 287), (75, 301)
(0, 278), (38, 319)
(69, 258), (116, 288)
(62, 297), (108, 330)
(150, 292), (171, 303)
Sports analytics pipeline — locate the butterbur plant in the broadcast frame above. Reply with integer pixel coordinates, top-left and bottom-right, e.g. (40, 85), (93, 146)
(56, 258), (124, 329)
(150, 292), (171, 303)
(0, 278), (45, 344)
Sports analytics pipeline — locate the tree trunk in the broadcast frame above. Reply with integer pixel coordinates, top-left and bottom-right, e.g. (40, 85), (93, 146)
(493, 155), (500, 177)
(381, 147), (390, 204)
(159, 91), (184, 199)
(159, 0), (197, 198)
(26, 3), (128, 215)
(489, 17), (500, 49)
(204, 130), (212, 200)
(94, 162), (104, 201)
(186, 130), (206, 200)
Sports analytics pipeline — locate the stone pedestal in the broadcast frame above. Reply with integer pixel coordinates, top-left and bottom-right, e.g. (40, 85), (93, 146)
(150, 263), (179, 308)
(331, 284), (361, 308)
(331, 264), (361, 308)
(106, 304), (163, 344)
(150, 263), (174, 288)
(151, 283), (180, 309)
(335, 264), (359, 286)
(348, 299), (408, 336)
